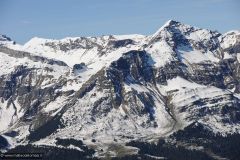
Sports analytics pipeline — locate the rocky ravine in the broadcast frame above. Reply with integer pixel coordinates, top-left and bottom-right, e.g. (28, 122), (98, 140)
(0, 20), (240, 159)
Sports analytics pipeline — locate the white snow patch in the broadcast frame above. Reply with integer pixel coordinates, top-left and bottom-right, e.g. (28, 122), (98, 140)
(177, 47), (219, 63)
(43, 96), (67, 113)
(0, 101), (15, 132)
(146, 40), (175, 67)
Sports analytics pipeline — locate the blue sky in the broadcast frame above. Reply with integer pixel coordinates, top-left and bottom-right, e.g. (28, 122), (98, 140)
(0, 0), (239, 44)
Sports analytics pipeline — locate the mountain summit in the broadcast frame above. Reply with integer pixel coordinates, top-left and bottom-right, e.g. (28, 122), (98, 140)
(0, 20), (240, 159)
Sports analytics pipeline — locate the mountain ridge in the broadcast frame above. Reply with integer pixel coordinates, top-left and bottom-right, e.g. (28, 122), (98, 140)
(0, 20), (240, 159)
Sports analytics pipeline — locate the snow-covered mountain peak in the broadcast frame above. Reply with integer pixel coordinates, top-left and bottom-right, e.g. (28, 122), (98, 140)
(151, 20), (193, 37)
(151, 20), (220, 42)
(1, 21), (240, 159)
(224, 30), (240, 35)
(220, 30), (240, 55)
(24, 37), (54, 48)
(162, 19), (182, 28)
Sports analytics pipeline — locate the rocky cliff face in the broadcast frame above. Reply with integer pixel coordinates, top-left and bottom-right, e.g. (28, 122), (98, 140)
(0, 20), (240, 159)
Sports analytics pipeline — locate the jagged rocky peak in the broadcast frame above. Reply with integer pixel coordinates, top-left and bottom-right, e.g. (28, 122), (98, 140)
(148, 20), (222, 54)
(0, 34), (12, 42)
(151, 20), (221, 42)
(0, 34), (15, 45)
(161, 19), (185, 30)
(151, 20), (192, 37)
(221, 30), (240, 53)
